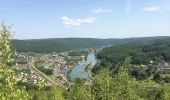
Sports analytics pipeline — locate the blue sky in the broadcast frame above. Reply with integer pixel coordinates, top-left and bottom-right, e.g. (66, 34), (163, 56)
(0, 0), (170, 39)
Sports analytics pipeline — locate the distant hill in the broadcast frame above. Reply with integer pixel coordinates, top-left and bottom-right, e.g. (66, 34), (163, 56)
(12, 36), (170, 53)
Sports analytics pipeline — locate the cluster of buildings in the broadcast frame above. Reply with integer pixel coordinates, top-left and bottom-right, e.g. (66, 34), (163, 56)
(136, 60), (170, 74)
(14, 50), (95, 86)
(30, 54), (68, 80)
(16, 71), (45, 84)
(158, 62), (170, 74)
(14, 53), (68, 85)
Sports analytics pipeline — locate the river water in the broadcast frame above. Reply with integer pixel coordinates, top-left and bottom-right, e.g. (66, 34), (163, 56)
(69, 51), (97, 80)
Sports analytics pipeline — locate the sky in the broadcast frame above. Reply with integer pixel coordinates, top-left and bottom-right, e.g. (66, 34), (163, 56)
(0, 0), (170, 39)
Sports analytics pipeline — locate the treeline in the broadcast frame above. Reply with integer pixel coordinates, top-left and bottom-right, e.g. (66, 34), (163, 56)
(12, 37), (170, 53)
(12, 38), (117, 53)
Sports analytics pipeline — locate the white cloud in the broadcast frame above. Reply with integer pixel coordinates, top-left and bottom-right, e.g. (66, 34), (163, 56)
(143, 6), (161, 12)
(61, 16), (97, 26)
(93, 8), (112, 14)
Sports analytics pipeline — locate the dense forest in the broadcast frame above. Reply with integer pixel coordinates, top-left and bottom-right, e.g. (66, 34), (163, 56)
(12, 37), (170, 53)
(93, 37), (170, 81)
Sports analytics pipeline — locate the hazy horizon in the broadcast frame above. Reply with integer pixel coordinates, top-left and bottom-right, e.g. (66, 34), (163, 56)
(1, 0), (170, 39)
(12, 35), (170, 40)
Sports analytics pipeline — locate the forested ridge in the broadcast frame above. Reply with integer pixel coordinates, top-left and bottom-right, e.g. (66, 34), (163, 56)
(95, 37), (170, 69)
(93, 37), (170, 81)
(12, 36), (170, 53)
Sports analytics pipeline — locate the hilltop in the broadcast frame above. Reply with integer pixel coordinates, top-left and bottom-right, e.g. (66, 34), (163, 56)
(12, 36), (170, 53)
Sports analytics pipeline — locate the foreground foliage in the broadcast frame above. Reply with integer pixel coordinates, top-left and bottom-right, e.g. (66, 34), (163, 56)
(67, 66), (170, 100)
(0, 24), (30, 99)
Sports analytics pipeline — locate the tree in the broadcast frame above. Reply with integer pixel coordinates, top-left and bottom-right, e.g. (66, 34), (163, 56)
(68, 78), (92, 100)
(92, 67), (141, 100)
(32, 86), (65, 100)
(146, 65), (157, 77)
(0, 23), (30, 99)
(161, 84), (170, 100)
(92, 68), (114, 100)
(130, 67), (148, 80)
(153, 73), (161, 83)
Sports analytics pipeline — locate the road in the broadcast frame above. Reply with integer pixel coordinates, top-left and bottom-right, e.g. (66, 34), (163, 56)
(30, 60), (66, 88)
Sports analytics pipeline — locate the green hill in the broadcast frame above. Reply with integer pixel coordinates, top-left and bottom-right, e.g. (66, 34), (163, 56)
(12, 37), (170, 53)
(93, 36), (170, 73)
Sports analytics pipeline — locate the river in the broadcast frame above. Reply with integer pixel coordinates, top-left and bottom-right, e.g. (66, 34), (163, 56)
(69, 51), (97, 80)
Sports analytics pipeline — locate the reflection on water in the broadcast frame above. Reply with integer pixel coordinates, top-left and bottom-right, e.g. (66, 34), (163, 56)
(69, 51), (96, 80)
